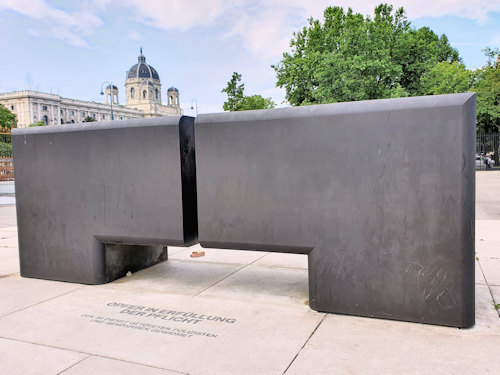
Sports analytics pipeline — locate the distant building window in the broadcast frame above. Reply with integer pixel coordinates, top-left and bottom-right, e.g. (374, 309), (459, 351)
(81, 112), (85, 117)
(60, 109), (63, 114)
(42, 115), (48, 124)
(60, 119), (64, 124)
(120, 116), (123, 120)
(131, 87), (135, 98)
(70, 110), (74, 115)
(101, 114), (105, 119)
(42, 105), (48, 111)
(92, 113), (96, 118)
(155, 88), (158, 99)
(10, 105), (14, 110)
(143, 90), (146, 99)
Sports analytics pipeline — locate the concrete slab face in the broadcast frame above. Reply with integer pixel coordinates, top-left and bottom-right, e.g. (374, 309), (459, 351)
(195, 93), (476, 327)
(476, 220), (500, 241)
(0, 247), (20, 276)
(12, 116), (197, 285)
(476, 240), (500, 259)
(285, 314), (500, 375)
(61, 356), (180, 375)
(0, 286), (324, 374)
(475, 282), (500, 328)
(253, 252), (308, 270)
(101, 259), (244, 296)
(0, 275), (82, 316)
(0, 205), (16, 228)
(479, 258), (500, 286)
(0, 235), (20, 248)
(476, 171), (500, 220)
(199, 264), (309, 307)
(491, 286), (500, 317)
(475, 259), (486, 284)
(0, 338), (87, 375)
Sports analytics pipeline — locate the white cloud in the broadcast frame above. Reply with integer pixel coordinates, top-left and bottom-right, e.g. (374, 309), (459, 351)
(1, 0), (499, 55)
(221, 0), (500, 61)
(224, 4), (295, 60)
(0, 0), (103, 47)
(102, 0), (500, 61)
(117, 0), (230, 32)
(272, 0), (500, 23)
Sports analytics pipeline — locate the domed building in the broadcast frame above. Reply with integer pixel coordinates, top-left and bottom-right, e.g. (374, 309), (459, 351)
(0, 48), (182, 128)
(124, 49), (182, 117)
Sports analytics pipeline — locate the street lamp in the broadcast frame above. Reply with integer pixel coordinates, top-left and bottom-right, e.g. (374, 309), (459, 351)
(100, 81), (114, 120)
(190, 99), (198, 116)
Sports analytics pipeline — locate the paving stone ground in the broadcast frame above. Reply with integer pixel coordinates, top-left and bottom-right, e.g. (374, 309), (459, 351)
(0, 172), (499, 374)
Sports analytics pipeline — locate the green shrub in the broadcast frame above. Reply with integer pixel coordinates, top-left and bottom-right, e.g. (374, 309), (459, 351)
(0, 142), (12, 157)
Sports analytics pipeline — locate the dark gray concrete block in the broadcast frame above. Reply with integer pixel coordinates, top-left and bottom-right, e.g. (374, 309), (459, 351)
(195, 93), (476, 327)
(12, 116), (197, 284)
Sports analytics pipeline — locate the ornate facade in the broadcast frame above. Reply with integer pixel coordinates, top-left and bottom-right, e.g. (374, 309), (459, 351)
(0, 50), (182, 128)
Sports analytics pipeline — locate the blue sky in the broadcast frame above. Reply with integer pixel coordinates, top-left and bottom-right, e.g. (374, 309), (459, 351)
(0, 0), (499, 116)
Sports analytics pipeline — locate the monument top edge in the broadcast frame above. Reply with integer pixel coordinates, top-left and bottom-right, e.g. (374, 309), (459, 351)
(196, 92), (476, 124)
(12, 115), (191, 136)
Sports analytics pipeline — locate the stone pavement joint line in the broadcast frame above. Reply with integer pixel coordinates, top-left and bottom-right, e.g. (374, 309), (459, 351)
(56, 355), (90, 375)
(193, 251), (270, 296)
(0, 283), (86, 318)
(283, 314), (328, 374)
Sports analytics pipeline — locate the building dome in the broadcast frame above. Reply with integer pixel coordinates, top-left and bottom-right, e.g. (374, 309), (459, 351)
(127, 49), (160, 80)
(167, 86), (179, 93)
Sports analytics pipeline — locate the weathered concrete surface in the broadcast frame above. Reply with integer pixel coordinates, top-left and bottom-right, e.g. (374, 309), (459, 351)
(476, 171), (500, 220)
(12, 117), (197, 285)
(62, 356), (180, 375)
(0, 286), (324, 375)
(196, 94), (476, 327)
(0, 275), (83, 316)
(285, 314), (500, 375)
(0, 172), (498, 375)
(0, 338), (87, 375)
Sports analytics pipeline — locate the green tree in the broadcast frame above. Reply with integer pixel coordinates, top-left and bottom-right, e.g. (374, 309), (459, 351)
(237, 95), (276, 111)
(418, 48), (499, 133)
(0, 104), (16, 130)
(222, 72), (275, 111)
(273, 3), (459, 105)
(420, 61), (473, 95)
(473, 48), (500, 133)
(0, 142), (12, 157)
(222, 72), (245, 111)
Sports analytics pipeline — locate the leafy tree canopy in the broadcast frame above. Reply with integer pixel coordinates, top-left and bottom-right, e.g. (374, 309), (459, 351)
(222, 72), (275, 111)
(0, 104), (16, 131)
(419, 48), (499, 132)
(473, 48), (500, 133)
(83, 116), (96, 122)
(273, 3), (459, 106)
(420, 61), (473, 95)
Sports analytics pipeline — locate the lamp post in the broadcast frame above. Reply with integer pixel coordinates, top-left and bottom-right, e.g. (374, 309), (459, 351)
(190, 99), (198, 116)
(100, 81), (114, 120)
